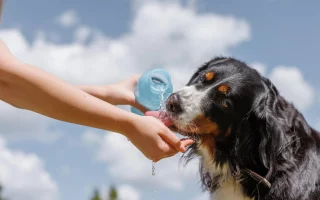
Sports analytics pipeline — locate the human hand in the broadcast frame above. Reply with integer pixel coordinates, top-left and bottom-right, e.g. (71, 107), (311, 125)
(124, 115), (194, 162)
(108, 75), (147, 113)
(79, 75), (147, 113)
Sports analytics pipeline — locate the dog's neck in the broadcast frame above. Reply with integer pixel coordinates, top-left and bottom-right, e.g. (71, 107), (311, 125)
(197, 138), (271, 199)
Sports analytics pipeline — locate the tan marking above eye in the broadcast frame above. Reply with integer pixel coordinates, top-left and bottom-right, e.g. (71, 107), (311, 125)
(218, 84), (229, 94)
(205, 71), (215, 81)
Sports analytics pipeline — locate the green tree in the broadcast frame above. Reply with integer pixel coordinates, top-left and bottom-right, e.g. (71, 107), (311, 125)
(90, 188), (102, 200)
(108, 185), (117, 200)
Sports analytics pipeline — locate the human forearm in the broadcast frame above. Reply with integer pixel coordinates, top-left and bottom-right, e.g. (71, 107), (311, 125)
(78, 76), (148, 113)
(79, 85), (118, 104)
(0, 58), (137, 134)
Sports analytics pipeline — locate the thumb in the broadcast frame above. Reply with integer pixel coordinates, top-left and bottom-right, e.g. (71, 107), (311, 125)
(158, 129), (182, 152)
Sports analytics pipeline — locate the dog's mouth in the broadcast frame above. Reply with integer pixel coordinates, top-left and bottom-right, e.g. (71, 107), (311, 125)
(168, 122), (200, 135)
(145, 111), (204, 140)
(168, 124), (204, 141)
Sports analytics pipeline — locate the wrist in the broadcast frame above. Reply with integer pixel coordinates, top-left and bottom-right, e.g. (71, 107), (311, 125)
(110, 83), (136, 106)
(117, 112), (140, 138)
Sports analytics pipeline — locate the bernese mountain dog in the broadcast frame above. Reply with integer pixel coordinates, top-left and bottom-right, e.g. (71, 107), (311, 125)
(165, 57), (320, 200)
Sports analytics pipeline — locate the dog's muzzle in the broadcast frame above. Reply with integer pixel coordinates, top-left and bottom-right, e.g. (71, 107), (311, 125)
(166, 93), (183, 114)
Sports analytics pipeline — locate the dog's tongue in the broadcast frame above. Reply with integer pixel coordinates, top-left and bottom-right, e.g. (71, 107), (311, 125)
(145, 111), (173, 127)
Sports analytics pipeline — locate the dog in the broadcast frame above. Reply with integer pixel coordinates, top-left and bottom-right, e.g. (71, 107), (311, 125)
(165, 57), (320, 200)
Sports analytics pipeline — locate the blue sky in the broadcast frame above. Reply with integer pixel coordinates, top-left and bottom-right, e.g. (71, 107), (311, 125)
(0, 0), (319, 200)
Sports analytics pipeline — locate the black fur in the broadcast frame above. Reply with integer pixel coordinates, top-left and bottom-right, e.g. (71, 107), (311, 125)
(176, 57), (320, 200)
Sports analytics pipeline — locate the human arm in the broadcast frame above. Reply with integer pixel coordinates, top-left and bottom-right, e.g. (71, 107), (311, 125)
(0, 40), (193, 161)
(78, 75), (148, 113)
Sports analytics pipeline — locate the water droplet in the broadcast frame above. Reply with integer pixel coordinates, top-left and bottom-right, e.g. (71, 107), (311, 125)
(152, 162), (156, 200)
(157, 86), (166, 120)
(152, 161), (156, 176)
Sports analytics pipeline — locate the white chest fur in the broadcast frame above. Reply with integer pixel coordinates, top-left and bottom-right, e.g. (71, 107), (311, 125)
(199, 145), (253, 200)
(210, 180), (253, 200)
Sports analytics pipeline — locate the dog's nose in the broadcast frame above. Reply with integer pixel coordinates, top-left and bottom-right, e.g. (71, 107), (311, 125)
(166, 93), (182, 113)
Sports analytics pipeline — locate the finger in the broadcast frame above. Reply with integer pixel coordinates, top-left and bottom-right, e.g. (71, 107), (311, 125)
(159, 129), (183, 152)
(180, 138), (195, 152)
(159, 146), (178, 161)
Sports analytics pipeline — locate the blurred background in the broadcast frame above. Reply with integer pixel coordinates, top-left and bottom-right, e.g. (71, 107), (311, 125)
(0, 0), (319, 200)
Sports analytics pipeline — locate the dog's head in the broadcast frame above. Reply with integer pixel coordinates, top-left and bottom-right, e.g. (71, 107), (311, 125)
(166, 57), (264, 140)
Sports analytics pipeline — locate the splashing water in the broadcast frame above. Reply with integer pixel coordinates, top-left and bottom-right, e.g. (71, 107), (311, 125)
(157, 85), (167, 120)
(153, 85), (167, 173)
(152, 85), (167, 200)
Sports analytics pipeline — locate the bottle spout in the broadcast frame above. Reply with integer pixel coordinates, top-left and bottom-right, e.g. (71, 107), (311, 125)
(149, 69), (171, 91)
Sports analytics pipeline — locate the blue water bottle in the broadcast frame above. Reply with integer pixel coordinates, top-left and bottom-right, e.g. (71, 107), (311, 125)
(131, 69), (173, 115)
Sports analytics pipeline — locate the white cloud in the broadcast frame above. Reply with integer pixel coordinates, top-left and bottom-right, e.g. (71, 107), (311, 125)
(131, 1), (250, 69)
(118, 185), (141, 200)
(248, 62), (315, 112)
(0, 29), (29, 55)
(0, 137), (58, 200)
(269, 66), (315, 111)
(0, 101), (62, 142)
(74, 25), (91, 43)
(55, 9), (79, 27)
(82, 131), (200, 191)
(81, 130), (102, 146)
(250, 62), (267, 76)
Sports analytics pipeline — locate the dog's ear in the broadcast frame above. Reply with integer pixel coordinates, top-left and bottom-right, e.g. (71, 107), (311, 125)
(245, 77), (302, 179)
(252, 77), (282, 177)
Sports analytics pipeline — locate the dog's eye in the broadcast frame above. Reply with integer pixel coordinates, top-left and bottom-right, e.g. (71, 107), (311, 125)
(222, 102), (228, 108)
(220, 100), (232, 109)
